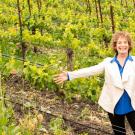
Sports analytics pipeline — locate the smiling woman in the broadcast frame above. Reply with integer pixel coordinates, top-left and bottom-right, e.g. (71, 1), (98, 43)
(54, 31), (135, 135)
(116, 37), (129, 57)
(111, 32), (133, 67)
(111, 31), (132, 63)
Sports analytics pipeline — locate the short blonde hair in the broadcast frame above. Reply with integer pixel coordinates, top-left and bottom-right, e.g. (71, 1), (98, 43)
(111, 31), (133, 54)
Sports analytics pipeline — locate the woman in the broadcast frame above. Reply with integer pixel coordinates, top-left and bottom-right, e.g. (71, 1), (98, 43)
(54, 31), (135, 135)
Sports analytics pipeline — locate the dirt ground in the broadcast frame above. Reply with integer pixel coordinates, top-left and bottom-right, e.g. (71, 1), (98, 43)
(2, 75), (133, 135)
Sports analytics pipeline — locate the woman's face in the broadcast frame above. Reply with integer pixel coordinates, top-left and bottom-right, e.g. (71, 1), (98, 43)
(116, 36), (129, 55)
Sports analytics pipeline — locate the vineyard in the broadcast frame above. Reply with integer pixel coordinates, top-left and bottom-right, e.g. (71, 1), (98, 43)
(0, 0), (135, 134)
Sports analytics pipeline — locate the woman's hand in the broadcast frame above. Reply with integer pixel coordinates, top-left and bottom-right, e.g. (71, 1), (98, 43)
(53, 71), (68, 84)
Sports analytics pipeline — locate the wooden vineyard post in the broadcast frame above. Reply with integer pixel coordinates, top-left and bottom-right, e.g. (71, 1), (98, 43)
(86, 0), (92, 15)
(94, 0), (99, 25)
(97, 0), (103, 24)
(17, 0), (23, 44)
(37, 0), (44, 36)
(110, 5), (115, 33)
(37, 0), (42, 12)
(120, 0), (123, 6)
(17, 0), (26, 62)
(27, 0), (31, 31)
(133, 0), (135, 8)
(27, 0), (31, 17)
(66, 48), (74, 71)
(17, 0), (26, 109)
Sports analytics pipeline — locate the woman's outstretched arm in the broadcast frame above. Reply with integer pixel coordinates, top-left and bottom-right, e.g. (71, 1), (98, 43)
(53, 58), (108, 84)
